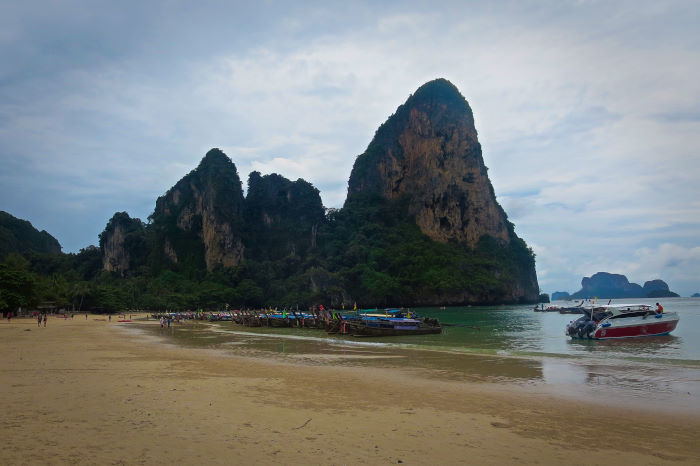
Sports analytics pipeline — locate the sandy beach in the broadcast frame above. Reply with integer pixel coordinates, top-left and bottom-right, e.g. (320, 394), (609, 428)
(1, 315), (699, 465)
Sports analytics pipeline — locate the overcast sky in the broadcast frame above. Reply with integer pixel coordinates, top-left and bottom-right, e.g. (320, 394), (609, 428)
(1, 0), (699, 295)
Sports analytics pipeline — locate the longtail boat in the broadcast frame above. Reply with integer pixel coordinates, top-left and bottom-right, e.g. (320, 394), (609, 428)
(333, 309), (442, 337)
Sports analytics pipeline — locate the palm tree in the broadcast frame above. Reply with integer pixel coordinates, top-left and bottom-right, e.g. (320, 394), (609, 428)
(71, 281), (91, 312)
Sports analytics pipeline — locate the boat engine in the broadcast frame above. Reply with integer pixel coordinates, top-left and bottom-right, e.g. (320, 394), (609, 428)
(566, 318), (596, 338)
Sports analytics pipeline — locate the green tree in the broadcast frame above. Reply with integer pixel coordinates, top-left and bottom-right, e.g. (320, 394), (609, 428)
(0, 255), (39, 311)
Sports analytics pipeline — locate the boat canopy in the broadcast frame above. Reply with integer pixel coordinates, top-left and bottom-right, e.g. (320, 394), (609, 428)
(599, 304), (653, 316)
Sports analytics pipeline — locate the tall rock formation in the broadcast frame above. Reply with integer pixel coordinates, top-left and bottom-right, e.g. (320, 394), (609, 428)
(347, 78), (509, 246)
(344, 79), (538, 303)
(91, 81), (540, 306)
(149, 148), (245, 271)
(244, 172), (325, 261)
(99, 212), (147, 275)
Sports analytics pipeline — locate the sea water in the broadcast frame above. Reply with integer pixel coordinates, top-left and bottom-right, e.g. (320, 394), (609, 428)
(142, 297), (700, 414)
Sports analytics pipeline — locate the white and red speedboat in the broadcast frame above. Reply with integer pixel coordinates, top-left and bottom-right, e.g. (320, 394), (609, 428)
(566, 304), (680, 340)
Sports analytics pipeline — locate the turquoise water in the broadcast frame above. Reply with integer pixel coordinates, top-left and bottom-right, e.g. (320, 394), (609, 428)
(415, 297), (700, 364)
(196, 297), (699, 363)
(140, 297), (700, 414)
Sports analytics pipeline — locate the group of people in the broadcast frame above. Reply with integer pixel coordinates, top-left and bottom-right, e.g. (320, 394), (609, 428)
(36, 314), (47, 327)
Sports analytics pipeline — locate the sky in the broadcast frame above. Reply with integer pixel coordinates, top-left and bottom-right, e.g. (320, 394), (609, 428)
(1, 0), (699, 296)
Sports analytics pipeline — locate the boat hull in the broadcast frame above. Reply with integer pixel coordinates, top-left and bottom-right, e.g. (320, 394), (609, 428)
(346, 321), (442, 337)
(593, 315), (679, 339)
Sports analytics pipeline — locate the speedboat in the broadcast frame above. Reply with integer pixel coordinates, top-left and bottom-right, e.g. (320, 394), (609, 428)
(566, 304), (679, 339)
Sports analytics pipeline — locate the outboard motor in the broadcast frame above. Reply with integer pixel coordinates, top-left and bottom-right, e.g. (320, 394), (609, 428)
(579, 320), (596, 338)
(566, 317), (596, 338)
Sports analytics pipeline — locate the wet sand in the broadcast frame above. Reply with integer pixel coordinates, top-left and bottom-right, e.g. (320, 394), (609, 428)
(1, 316), (699, 465)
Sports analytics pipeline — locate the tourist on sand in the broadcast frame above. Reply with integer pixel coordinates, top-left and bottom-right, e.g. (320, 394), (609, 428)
(655, 302), (664, 314)
(108, 314), (111, 322)
(37, 314), (42, 327)
(43, 314), (47, 327)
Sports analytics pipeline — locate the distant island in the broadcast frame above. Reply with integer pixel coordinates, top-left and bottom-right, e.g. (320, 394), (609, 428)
(692, 293), (700, 298)
(557, 272), (679, 299)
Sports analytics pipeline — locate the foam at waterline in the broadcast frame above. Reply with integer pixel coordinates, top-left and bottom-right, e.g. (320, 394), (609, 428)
(207, 326), (394, 348)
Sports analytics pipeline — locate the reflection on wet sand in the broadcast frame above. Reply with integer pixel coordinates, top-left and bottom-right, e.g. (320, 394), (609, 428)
(537, 358), (700, 415)
(567, 334), (685, 359)
(141, 322), (544, 383)
(138, 320), (700, 415)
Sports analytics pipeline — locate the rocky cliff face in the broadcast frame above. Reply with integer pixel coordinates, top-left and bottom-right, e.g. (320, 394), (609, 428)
(346, 79), (510, 246)
(244, 172), (325, 260)
(99, 212), (147, 275)
(92, 81), (540, 305)
(344, 79), (539, 304)
(150, 149), (245, 271)
(102, 227), (128, 273)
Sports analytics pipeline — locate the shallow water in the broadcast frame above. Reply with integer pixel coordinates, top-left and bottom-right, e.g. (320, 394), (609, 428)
(136, 297), (700, 415)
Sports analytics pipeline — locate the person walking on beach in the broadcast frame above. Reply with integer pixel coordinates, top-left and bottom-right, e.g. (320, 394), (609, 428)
(37, 314), (42, 327)
(108, 314), (111, 322)
(43, 314), (47, 327)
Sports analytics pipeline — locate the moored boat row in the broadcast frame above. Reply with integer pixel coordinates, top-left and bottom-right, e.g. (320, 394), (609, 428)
(151, 308), (443, 337)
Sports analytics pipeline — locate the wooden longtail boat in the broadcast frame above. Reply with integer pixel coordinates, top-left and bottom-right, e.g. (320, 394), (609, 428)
(345, 319), (442, 336)
(334, 309), (442, 337)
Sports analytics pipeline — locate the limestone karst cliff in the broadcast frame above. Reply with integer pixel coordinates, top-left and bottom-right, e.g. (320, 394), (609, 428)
(99, 212), (147, 275)
(95, 79), (539, 306)
(149, 148), (245, 271)
(244, 171), (325, 261)
(345, 78), (538, 303)
(347, 78), (510, 246)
